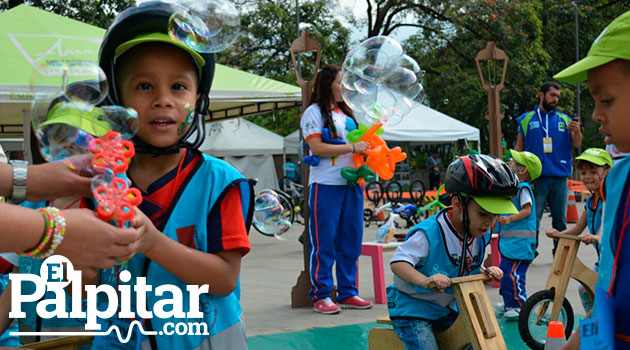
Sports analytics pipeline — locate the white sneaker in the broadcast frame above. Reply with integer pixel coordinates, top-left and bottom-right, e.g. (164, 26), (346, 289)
(494, 302), (506, 313)
(503, 308), (521, 319)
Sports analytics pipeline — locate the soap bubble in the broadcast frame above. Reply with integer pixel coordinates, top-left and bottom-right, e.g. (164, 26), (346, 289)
(31, 97), (138, 163)
(168, 0), (240, 53)
(94, 106), (139, 141)
(341, 37), (423, 126)
(342, 36), (403, 81)
(32, 100), (101, 162)
(30, 61), (108, 105)
(253, 190), (293, 239)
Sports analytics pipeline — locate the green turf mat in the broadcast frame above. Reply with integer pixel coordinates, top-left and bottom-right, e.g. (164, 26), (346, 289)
(247, 315), (584, 350)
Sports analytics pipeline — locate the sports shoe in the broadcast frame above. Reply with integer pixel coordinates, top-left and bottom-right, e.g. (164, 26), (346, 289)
(338, 296), (374, 309)
(494, 302), (506, 313)
(503, 308), (521, 319)
(313, 297), (341, 314)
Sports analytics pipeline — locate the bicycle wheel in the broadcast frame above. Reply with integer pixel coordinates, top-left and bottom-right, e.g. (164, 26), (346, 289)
(385, 181), (403, 204)
(409, 180), (425, 205)
(252, 190), (295, 237)
(518, 289), (574, 350)
(365, 181), (384, 205)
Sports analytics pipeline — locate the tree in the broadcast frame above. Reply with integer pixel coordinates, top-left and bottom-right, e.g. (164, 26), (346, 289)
(359, 0), (628, 151)
(218, 0), (353, 135)
(0, 0), (134, 28)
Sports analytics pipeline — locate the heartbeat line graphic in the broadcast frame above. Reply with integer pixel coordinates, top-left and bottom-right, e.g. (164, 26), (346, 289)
(11, 320), (157, 343)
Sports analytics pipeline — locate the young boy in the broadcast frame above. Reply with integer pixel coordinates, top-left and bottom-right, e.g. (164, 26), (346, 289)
(554, 10), (630, 349)
(96, 2), (252, 349)
(493, 150), (541, 319)
(387, 154), (517, 350)
(546, 148), (612, 313)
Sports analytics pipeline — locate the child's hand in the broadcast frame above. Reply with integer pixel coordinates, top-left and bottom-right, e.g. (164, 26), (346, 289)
(546, 228), (559, 239)
(486, 266), (503, 280)
(129, 207), (159, 257)
(580, 234), (600, 245)
(497, 216), (512, 225)
(422, 274), (451, 292)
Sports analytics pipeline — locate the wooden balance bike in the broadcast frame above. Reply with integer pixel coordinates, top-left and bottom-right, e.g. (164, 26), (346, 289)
(518, 233), (597, 350)
(368, 274), (507, 350)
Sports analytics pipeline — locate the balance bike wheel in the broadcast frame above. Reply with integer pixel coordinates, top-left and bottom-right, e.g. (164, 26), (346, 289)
(518, 289), (574, 350)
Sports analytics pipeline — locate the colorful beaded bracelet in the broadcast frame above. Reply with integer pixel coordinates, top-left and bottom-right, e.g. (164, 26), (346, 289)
(19, 208), (55, 257)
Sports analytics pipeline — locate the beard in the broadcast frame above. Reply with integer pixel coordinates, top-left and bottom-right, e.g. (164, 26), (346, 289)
(542, 100), (557, 111)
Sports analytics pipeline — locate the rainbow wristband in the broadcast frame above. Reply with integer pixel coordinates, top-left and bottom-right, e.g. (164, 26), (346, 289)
(19, 208), (55, 257)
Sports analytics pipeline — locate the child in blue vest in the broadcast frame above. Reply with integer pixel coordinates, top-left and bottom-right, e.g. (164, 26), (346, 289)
(546, 148), (612, 313)
(554, 10), (630, 350)
(96, 3), (253, 349)
(493, 150), (541, 319)
(12, 3), (253, 349)
(387, 154), (518, 350)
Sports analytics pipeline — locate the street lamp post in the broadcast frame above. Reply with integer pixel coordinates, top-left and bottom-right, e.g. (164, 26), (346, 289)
(475, 42), (509, 158)
(289, 31), (322, 308)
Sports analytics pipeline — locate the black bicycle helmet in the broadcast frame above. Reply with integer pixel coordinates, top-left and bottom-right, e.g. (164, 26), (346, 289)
(99, 1), (215, 156)
(445, 154), (519, 276)
(444, 154), (519, 198)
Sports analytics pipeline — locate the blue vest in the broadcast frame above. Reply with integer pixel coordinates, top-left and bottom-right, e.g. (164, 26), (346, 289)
(18, 155), (253, 350)
(498, 182), (537, 261)
(586, 195), (603, 236)
(517, 107), (573, 177)
(387, 209), (490, 320)
(0, 273), (18, 347)
(586, 195), (603, 257)
(593, 156), (630, 348)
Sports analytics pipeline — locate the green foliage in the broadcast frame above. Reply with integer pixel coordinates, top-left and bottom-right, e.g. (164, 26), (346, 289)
(363, 0), (627, 151)
(0, 0), (134, 28)
(219, 0), (353, 135)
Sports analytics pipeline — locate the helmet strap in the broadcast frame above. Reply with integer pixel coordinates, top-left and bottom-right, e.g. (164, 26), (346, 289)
(457, 193), (472, 277)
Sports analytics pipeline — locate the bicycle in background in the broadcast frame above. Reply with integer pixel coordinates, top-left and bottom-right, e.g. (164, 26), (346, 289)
(280, 177), (305, 225)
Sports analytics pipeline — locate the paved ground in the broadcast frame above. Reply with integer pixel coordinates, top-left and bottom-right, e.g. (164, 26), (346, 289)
(241, 203), (598, 337)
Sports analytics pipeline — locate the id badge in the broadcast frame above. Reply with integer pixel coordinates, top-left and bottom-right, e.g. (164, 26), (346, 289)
(543, 137), (553, 153)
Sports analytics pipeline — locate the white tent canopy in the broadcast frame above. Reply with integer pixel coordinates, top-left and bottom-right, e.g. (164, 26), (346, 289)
(200, 118), (283, 193)
(283, 103), (480, 153)
(380, 104), (480, 143)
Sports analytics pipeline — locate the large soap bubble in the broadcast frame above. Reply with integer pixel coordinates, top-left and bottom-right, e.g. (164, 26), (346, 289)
(31, 98), (138, 162)
(168, 0), (240, 53)
(32, 100), (104, 162)
(253, 190), (293, 240)
(30, 61), (108, 105)
(341, 37), (424, 126)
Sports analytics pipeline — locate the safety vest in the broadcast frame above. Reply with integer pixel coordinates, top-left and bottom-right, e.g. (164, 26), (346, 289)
(387, 209), (490, 320)
(18, 155), (253, 350)
(498, 182), (537, 261)
(592, 156), (630, 348)
(586, 195), (603, 236)
(517, 107), (573, 177)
